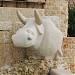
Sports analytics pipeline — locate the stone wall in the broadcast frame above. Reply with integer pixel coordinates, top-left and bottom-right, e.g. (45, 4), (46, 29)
(63, 37), (75, 73)
(0, 0), (75, 74)
(0, 8), (45, 67)
(0, 1), (45, 8)
(0, 7), (63, 67)
(45, 0), (68, 37)
(0, 0), (68, 36)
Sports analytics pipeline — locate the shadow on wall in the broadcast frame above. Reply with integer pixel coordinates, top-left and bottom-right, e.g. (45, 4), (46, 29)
(68, 9), (75, 37)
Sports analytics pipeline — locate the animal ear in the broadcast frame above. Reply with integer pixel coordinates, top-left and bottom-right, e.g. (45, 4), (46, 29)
(17, 10), (27, 25)
(34, 10), (42, 25)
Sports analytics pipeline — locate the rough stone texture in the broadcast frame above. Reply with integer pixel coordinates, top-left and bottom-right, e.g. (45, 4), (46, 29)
(27, 0), (45, 2)
(0, 58), (53, 75)
(3, 1), (16, 7)
(0, 8), (45, 67)
(2, 0), (45, 2)
(50, 68), (73, 75)
(63, 37), (75, 73)
(68, 0), (75, 9)
(45, 0), (68, 37)
(0, 31), (10, 43)
(0, 0), (68, 36)
(0, 1), (45, 8)
(0, 0), (74, 74)
(0, 7), (63, 67)
(0, 57), (71, 75)
(0, 44), (5, 67)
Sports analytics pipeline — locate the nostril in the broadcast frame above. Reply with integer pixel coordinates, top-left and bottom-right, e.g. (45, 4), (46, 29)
(28, 37), (32, 40)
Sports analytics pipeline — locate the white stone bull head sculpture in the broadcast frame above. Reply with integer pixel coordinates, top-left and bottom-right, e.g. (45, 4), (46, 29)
(12, 10), (63, 60)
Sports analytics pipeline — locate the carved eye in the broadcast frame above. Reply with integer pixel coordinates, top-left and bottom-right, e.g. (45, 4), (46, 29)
(28, 37), (32, 40)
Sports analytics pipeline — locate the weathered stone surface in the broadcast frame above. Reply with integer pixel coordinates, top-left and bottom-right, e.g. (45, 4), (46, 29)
(0, 31), (10, 43)
(63, 37), (75, 73)
(0, 22), (12, 30)
(50, 68), (73, 75)
(27, 0), (45, 2)
(0, 44), (5, 67)
(44, 0), (68, 36)
(63, 37), (72, 44)
(3, 1), (16, 7)
(0, 58), (53, 75)
(70, 63), (75, 73)
(68, 0), (75, 9)
(0, 1), (74, 74)
(0, 57), (73, 75)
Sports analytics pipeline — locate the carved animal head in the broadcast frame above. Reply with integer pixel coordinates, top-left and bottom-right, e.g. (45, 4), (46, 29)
(12, 10), (44, 47)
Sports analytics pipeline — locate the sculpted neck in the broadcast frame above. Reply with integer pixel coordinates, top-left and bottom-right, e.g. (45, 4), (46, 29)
(33, 25), (44, 50)
(33, 33), (44, 50)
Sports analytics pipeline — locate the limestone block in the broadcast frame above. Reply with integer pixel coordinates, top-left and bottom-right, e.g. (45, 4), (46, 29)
(45, 0), (68, 36)
(63, 50), (74, 58)
(16, 2), (27, 8)
(71, 38), (75, 44)
(0, 58), (53, 75)
(1, 15), (8, 22)
(3, 22), (12, 30)
(0, 8), (44, 22)
(0, 15), (4, 21)
(71, 44), (75, 49)
(0, 44), (4, 56)
(8, 43), (39, 63)
(0, 44), (12, 67)
(62, 43), (71, 49)
(17, 8), (44, 18)
(0, 31), (4, 43)
(34, 3), (43, 9)
(2, 7), (11, 16)
(63, 37), (72, 44)
(8, 43), (26, 63)
(3, 1), (16, 7)
(0, 21), (3, 30)
(27, 0), (45, 3)
(63, 37), (75, 73)
(0, 7), (70, 73)
(10, 8), (16, 15)
(8, 15), (15, 22)
(10, 22), (24, 34)
(0, 31), (10, 43)
(2, 44), (12, 65)
(74, 57), (75, 62)
(0, 44), (5, 67)
(70, 63), (75, 73)
(63, 57), (74, 64)
(0, 8), (2, 15)
(0, 21), (12, 30)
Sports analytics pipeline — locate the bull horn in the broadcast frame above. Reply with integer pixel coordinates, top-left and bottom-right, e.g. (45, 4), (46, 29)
(34, 10), (42, 25)
(17, 10), (26, 25)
